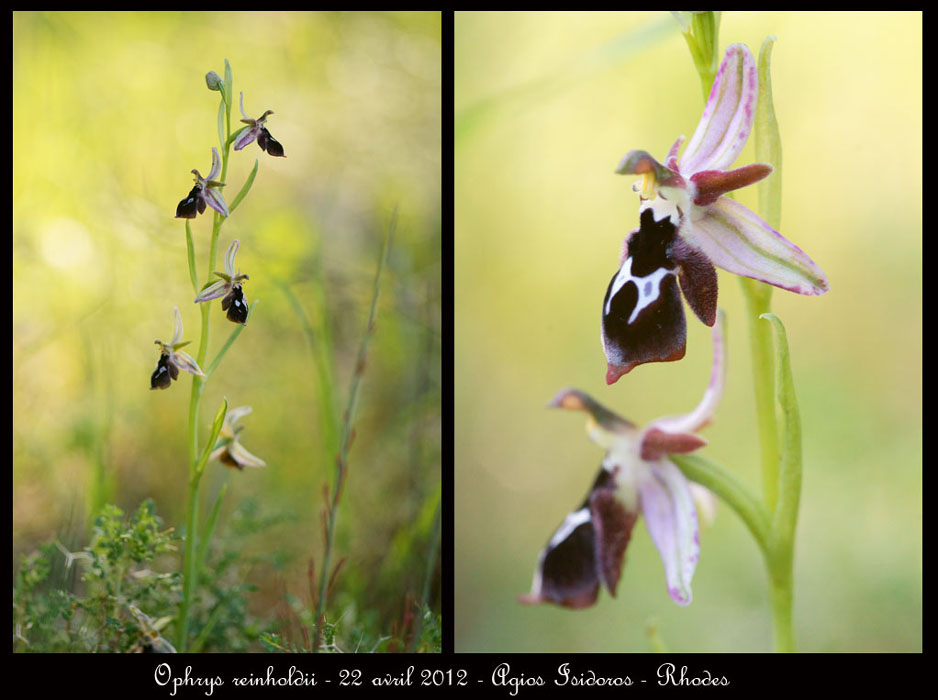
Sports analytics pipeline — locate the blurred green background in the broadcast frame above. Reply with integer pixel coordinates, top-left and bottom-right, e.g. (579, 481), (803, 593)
(13, 11), (440, 646)
(455, 11), (921, 652)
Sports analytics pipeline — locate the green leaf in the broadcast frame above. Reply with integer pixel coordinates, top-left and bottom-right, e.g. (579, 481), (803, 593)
(217, 98), (226, 153)
(229, 159), (258, 215)
(185, 220), (198, 294)
(194, 398), (228, 480)
(756, 36), (782, 231)
(197, 482), (228, 570)
(205, 300), (257, 378)
(759, 313), (802, 540)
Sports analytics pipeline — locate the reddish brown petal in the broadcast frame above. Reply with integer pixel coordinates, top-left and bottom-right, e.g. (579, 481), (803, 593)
(690, 164), (773, 207)
(671, 237), (718, 326)
(640, 427), (708, 461)
(589, 489), (637, 596)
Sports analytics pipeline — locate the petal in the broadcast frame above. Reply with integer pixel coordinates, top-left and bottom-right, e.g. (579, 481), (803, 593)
(684, 197), (829, 295)
(646, 309), (726, 436)
(224, 239), (240, 277)
(208, 147), (222, 181)
(680, 43), (758, 174)
(691, 164), (773, 207)
(664, 136), (684, 171)
(689, 483), (718, 527)
(228, 440), (266, 468)
(638, 461), (700, 606)
(171, 350), (205, 377)
(233, 126), (259, 151)
(171, 306), (184, 345)
(671, 236), (718, 326)
(226, 405), (253, 426)
(601, 210), (686, 384)
(589, 487), (638, 596)
(194, 279), (230, 303)
(201, 187), (230, 218)
(640, 428), (707, 461)
(239, 90), (249, 120)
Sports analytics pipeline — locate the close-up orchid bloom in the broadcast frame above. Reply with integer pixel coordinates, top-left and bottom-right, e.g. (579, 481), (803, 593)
(194, 239), (250, 324)
(602, 43), (828, 384)
(521, 312), (726, 609)
(233, 91), (285, 157)
(210, 406), (267, 470)
(175, 147), (229, 219)
(150, 306), (205, 390)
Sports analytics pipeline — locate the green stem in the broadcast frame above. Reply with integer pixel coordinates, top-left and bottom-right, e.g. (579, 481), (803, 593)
(177, 64), (234, 651)
(679, 23), (799, 652)
(741, 278), (779, 511)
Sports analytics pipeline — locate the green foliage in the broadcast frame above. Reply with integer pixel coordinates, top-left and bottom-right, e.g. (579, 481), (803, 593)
(13, 500), (179, 652)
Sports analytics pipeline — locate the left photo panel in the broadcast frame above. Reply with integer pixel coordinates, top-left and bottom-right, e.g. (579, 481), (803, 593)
(13, 10), (441, 654)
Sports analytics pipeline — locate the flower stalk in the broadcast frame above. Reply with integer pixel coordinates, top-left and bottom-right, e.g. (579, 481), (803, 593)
(174, 58), (271, 652)
(678, 18), (802, 652)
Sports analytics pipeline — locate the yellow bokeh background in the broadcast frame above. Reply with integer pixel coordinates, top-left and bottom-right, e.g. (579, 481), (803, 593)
(14, 10), (441, 645)
(455, 11), (921, 652)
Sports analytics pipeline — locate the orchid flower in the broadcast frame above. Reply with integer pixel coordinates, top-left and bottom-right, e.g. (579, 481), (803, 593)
(175, 147), (229, 219)
(602, 43), (827, 384)
(210, 406), (267, 470)
(233, 92), (285, 157)
(150, 307), (205, 390)
(194, 239), (250, 324)
(521, 312), (726, 608)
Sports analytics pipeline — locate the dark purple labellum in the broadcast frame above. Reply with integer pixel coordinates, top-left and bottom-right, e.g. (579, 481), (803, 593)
(601, 208), (687, 383)
(150, 353), (177, 390)
(258, 127), (285, 157)
(221, 285), (248, 324)
(521, 466), (635, 609)
(175, 185), (202, 219)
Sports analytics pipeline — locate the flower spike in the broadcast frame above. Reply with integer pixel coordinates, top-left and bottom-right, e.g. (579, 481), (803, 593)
(603, 43), (828, 383)
(521, 313), (726, 608)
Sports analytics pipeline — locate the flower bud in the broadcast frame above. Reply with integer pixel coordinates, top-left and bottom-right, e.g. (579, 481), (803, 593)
(205, 71), (224, 92)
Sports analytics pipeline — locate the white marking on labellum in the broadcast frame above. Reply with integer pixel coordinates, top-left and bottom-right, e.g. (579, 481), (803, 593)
(548, 508), (591, 549)
(604, 257), (675, 324)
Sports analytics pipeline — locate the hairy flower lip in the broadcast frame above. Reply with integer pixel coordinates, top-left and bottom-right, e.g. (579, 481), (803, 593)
(603, 43), (828, 382)
(524, 314), (726, 608)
